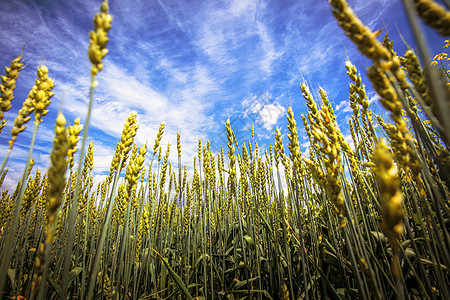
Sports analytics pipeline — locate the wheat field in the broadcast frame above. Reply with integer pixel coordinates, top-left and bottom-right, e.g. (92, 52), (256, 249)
(0, 0), (449, 299)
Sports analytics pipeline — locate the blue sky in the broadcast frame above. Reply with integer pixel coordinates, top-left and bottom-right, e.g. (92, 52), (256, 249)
(0, 0), (447, 189)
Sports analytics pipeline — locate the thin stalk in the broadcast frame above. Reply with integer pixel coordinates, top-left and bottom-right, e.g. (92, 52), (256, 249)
(0, 146), (13, 176)
(232, 180), (252, 299)
(400, 223), (432, 300)
(85, 156), (124, 300)
(117, 199), (132, 298)
(61, 75), (96, 300)
(207, 185), (214, 300)
(201, 186), (208, 299)
(109, 225), (121, 297)
(14, 210), (33, 297)
(80, 188), (93, 298)
(36, 219), (59, 300)
(122, 207), (135, 298)
(0, 120), (39, 296)
(341, 174), (380, 299)
(341, 225), (369, 300)
(276, 171), (294, 298)
(290, 168), (309, 300)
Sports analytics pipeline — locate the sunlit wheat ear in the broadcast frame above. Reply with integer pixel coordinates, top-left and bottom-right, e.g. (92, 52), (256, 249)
(159, 143), (171, 196)
(102, 272), (112, 299)
(47, 112), (69, 235)
(225, 120), (237, 195)
(0, 55), (24, 123)
(153, 121), (165, 155)
(32, 112), (69, 295)
(118, 111), (139, 170)
(286, 106), (303, 175)
(303, 85), (347, 225)
(328, 0), (390, 62)
(373, 139), (404, 242)
(20, 169), (41, 220)
(0, 191), (13, 226)
(114, 184), (127, 226)
(345, 61), (369, 110)
(125, 143), (147, 203)
(300, 83), (318, 119)
(67, 117), (83, 172)
(368, 65), (422, 176)
(9, 91), (33, 147)
(321, 106), (346, 221)
(30, 176), (47, 228)
(382, 33), (396, 57)
(345, 60), (377, 152)
(82, 141), (94, 180)
(413, 0), (450, 36)
(0, 169), (7, 189)
(402, 48), (434, 109)
(31, 65), (54, 123)
(177, 131), (181, 157)
(197, 139), (202, 164)
(373, 139), (404, 278)
(301, 114), (315, 158)
(88, 0), (112, 76)
(8, 64), (54, 146)
(136, 207), (149, 259)
(367, 66), (401, 119)
(0, 120), (5, 135)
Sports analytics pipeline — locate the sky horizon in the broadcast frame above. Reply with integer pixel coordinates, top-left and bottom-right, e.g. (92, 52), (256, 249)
(0, 0), (447, 190)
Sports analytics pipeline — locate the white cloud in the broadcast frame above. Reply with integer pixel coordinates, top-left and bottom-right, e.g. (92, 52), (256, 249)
(240, 92), (285, 130)
(242, 92), (271, 115)
(88, 140), (116, 174)
(251, 103), (263, 114)
(259, 104), (285, 130)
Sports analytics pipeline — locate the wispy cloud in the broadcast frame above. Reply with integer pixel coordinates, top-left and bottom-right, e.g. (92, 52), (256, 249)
(256, 21), (283, 75)
(335, 100), (353, 113)
(0, 0), (445, 188)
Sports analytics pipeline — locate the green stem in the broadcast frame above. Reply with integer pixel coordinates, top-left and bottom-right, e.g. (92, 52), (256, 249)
(85, 156), (124, 300)
(61, 75), (96, 300)
(0, 145), (13, 176)
(0, 120), (40, 296)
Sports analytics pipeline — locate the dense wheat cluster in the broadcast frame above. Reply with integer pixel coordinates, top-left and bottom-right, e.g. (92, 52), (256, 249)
(0, 0), (449, 299)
